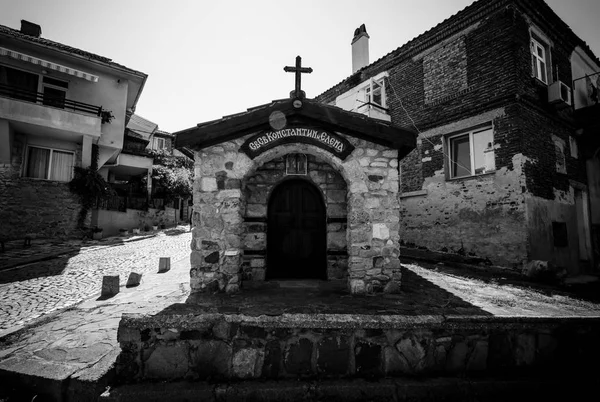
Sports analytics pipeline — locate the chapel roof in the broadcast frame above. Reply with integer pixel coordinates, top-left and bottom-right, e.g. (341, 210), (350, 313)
(175, 97), (416, 158)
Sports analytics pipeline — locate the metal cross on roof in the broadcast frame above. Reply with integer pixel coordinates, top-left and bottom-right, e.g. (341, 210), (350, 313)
(284, 55), (313, 99)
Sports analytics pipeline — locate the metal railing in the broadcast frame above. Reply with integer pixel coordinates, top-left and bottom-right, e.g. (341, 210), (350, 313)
(572, 71), (600, 110)
(0, 83), (102, 116)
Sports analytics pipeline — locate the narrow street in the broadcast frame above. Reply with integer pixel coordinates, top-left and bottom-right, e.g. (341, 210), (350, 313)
(0, 228), (192, 332)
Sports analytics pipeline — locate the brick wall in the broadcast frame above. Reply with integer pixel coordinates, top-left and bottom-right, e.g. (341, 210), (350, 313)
(317, 0), (594, 269)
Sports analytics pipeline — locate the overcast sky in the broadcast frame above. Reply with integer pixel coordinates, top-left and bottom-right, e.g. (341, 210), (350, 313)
(1, 0), (599, 133)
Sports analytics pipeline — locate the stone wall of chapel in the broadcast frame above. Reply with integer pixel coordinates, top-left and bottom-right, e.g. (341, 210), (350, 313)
(190, 135), (402, 295)
(242, 154), (348, 282)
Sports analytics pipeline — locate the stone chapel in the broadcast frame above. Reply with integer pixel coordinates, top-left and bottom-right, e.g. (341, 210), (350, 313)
(176, 58), (416, 295)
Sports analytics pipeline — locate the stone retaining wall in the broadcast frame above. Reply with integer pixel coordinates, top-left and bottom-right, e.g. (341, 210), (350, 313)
(116, 313), (600, 383)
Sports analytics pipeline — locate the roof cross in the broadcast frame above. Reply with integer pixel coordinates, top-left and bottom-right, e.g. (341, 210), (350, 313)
(284, 56), (313, 99)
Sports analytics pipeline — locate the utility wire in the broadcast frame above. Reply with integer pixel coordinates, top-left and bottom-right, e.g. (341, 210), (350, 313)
(386, 77), (478, 178)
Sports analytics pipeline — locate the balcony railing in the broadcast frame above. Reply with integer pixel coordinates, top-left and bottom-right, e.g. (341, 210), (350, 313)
(122, 139), (152, 156)
(0, 83), (102, 117)
(96, 195), (149, 212)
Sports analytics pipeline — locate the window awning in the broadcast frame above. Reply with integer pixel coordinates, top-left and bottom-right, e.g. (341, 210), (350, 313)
(0, 46), (99, 83)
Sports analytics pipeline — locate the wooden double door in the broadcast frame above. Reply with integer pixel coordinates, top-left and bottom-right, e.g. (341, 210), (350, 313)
(267, 179), (326, 279)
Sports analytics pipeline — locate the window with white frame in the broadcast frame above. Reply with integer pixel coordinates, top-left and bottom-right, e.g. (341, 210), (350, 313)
(361, 77), (386, 109)
(447, 126), (495, 179)
(24, 146), (74, 182)
(155, 137), (166, 150)
(531, 37), (549, 84)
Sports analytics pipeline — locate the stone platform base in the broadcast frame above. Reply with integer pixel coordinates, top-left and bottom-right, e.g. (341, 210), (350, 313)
(116, 305), (600, 383)
(100, 376), (597, 402)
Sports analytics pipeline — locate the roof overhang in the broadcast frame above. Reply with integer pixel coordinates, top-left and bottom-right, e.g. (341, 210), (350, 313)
(175, 98), (416, 158)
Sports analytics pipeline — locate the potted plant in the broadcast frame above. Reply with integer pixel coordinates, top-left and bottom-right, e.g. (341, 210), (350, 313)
(132, 228), (140, 235)
(119, 228), (129, 236)
(152, 222), (159, 231)
(91, 226), (103, 240)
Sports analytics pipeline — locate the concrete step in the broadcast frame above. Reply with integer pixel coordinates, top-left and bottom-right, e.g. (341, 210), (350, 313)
(99, 377), (594, 402)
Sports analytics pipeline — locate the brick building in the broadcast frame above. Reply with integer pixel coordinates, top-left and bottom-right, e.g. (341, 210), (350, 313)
(317, 0), (600, 276)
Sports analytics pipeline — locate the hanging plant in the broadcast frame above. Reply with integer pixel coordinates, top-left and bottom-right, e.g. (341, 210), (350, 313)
(100, 109), (114, 124)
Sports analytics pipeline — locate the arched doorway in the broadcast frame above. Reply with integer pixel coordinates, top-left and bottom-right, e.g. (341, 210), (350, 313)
(267, 179), (326, 279)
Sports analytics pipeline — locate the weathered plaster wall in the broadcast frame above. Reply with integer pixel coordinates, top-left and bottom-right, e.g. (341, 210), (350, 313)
(93, 206), (180, 237)
(399, 108), (528, 268)
(400, 154), (528, 267)
(190, 134), (401, 295)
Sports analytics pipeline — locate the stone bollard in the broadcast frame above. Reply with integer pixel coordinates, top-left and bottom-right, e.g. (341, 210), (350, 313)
(101, 275), (120, 297)
(126, 272), (142, 287)
(158, 257), (171, 273)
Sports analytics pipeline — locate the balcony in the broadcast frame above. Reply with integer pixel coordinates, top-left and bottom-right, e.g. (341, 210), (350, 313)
(356, 102), (391, 122)
(0, 83), (103, 138)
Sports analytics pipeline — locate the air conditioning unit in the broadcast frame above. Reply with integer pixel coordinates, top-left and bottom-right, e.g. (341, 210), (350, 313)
(548, 80), (572, 106)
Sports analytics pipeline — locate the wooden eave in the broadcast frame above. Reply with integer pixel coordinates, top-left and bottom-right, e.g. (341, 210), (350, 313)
(175, 98), (416, 158)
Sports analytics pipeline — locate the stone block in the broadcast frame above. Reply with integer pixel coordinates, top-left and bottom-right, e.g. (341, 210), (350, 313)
(383, 345), (407, 375)
(372, 224), (390, 240)
(144, 344), (189, 380)
(327, 190), (346, 203)
(285, 338), (313, 375)
(317, 336), (350, 375)
(446, 341), (468, 372)
(515, 333), (535, 366)
(101, 275), (119, 297)
(158, 257), (171, 273)
(349, 279), (365, 294)
(190, 340), (231, 378)
(396, 335), (426, 372)
(204, 251), (219, 264)
(243, 233), (266, 249)
(383, 281), (402, 294)
(252, 268), (266, 281)
(354, 342), (382, 376)
(327, 232), (346, 249)
(232, 348), (264, 378)
(467, 340), (488, 371)
(126, 272), (142, 287)
(262, 340), (282, 378)
(200, 177), (218, 192)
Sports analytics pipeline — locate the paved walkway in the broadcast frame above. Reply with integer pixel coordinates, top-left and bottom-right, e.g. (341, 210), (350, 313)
(0, 226), (192, 336)
(1, 241), (600, 400)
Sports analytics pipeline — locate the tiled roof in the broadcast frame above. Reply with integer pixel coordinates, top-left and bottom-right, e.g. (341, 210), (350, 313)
(0, 24), (145, 76)
(317, 0), (600, 102)
(155, 129), (174, 137)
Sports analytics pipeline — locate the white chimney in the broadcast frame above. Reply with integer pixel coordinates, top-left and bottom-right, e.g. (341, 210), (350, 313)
(352, 24), (369, 73)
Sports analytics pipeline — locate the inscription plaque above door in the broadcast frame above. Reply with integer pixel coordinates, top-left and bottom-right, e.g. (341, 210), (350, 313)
(240, 127), (355, 160)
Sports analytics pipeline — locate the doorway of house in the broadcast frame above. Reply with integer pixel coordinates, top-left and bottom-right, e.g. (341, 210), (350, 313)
(266, 179), (326, 279)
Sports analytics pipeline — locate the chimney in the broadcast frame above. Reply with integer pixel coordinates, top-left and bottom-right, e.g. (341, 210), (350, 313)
(351, 24), (369, 73)
(20, 20), (42, 38)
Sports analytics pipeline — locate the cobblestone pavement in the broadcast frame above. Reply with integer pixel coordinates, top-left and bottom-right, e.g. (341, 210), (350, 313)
(0, 227), (192, 333)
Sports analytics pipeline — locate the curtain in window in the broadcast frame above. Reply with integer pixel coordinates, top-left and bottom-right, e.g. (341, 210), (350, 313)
(50, 150), (73, 181)
(26, 147), (50, 179)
